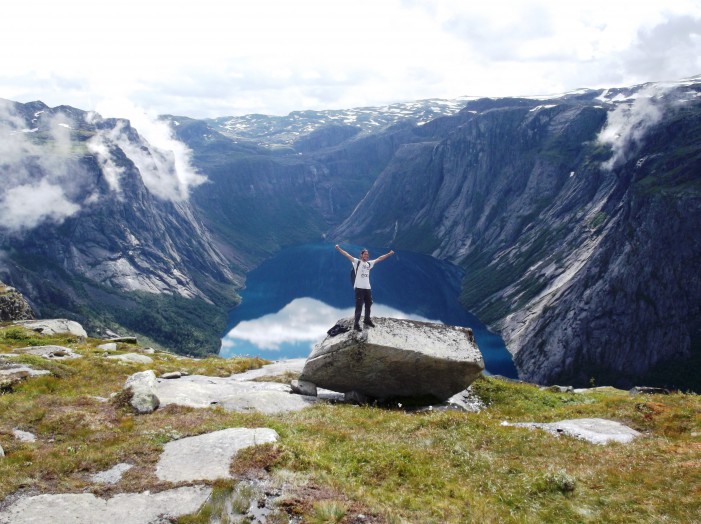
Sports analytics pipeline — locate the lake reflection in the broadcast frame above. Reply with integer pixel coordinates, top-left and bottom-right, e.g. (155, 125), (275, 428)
(221, 297), (437, 359)
(220, 243), (518, 378)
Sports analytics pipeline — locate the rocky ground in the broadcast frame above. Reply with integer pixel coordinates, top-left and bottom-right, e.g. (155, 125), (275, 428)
(0, 319), (653, 523)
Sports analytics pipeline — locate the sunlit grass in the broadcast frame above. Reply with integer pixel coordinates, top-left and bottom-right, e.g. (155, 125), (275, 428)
(0, 323), (699, 523)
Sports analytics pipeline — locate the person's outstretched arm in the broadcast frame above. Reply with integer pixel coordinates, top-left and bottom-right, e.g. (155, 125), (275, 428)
(374, 250), (395, 263)
(335, 244), (355, 262)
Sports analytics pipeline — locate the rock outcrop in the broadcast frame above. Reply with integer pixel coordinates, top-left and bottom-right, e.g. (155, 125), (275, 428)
(10, 345), (82, 360)
(0, 283), (34, 322)
(300, 317), (484, 401)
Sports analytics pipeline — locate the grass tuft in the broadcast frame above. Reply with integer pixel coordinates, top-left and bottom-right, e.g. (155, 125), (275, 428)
(311, 500), (346, 523)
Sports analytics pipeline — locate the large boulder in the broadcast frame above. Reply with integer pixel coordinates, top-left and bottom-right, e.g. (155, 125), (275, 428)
(300, 317), (484, 401)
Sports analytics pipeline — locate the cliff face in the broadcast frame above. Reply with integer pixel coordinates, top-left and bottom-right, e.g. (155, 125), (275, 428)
(333, 83), (701, 389)
(510, 107), (701, 388)
(173, 117), (425, 267)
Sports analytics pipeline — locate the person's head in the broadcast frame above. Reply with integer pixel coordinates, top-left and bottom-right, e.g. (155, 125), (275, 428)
(360, 248), (369, 261)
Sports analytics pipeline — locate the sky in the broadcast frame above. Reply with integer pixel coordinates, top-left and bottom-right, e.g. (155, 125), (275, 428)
(1, 0), (701, 120)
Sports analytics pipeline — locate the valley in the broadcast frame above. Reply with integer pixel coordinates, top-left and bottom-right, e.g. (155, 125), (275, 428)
(1, 76), (700, 389)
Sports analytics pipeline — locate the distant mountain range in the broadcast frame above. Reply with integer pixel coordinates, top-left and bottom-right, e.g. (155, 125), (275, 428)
(206, 97), (473, 147)
(1, 75), (699, 389)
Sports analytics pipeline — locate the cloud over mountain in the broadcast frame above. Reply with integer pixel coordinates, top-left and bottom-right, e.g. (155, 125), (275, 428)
(0, 101), (86, 232)
(0, 100), (206, 233)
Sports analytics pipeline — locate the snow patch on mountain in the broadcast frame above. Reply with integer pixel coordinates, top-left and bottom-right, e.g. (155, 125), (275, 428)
(207, 97), (477, 146)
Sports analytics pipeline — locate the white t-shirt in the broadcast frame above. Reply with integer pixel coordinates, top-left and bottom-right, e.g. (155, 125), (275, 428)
(352, 258), (376, 289)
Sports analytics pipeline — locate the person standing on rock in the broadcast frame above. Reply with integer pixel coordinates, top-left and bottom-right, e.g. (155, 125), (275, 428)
(335, 244), (394, 331)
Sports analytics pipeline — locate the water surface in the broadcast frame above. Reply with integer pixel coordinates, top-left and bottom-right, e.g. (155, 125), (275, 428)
(221, 243), (518, 377)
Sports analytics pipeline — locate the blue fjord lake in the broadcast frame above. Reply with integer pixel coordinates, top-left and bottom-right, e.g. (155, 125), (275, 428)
(220, 243), (518, 378)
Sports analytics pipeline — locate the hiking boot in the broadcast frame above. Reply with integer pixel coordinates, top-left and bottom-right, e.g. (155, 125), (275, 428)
(353, 323), (362, 331)
(363, 319), (375, 328)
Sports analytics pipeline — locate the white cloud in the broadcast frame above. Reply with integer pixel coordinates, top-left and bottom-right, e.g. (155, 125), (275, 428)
(94, 99), (206, 201)
(2, 0), (700, 118)
(0, 178), (80, 231)
(0, 101), (87, 231)
(85, 128), (125, 195)
(221, 297), (437, 351)
(87, 117), (205, 202)
(597, 84), (678, 170)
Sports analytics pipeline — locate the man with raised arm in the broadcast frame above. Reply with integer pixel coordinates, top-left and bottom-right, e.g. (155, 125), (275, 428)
(335, 244), (395, 331)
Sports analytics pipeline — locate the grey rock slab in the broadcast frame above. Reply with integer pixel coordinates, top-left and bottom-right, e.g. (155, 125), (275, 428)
(0, 485), (212, 524)
(301, 317), (485, 400)
(230, 358), (306, 381)
(91, 463), (134, 485)
(444, 387), (486, 413)
(156, 428), (279, 483)
(108, 353), (154, 364)
(11, 345), (81, 360)
(501, 418), (642, 445)
(108, 336), (138, 344)
(12, 319), (87, 338)
(290, 379), (318, 396)
(156, 374), (320, 413)
(0, 359), (50, 378)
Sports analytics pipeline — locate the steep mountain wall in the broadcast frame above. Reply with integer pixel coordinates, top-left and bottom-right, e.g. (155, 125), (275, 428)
(0, 101), (240, 354)
(174, 117), (425, 267)
(333, 85), (701, 389)
(510, 105), (701, 388)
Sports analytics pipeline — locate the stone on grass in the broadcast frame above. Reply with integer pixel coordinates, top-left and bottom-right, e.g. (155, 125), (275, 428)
(0, 360), (50, 379)
(12, 345), (81, 360)
(12, 429), (36, 443)
(107, 353), (154, 364)
(156, 374), (319, 414)
(501, 418), (642, 445)
(124, 370), (160, 414)
(0, 486), (212, 524)
(91, 463), (134, 485)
